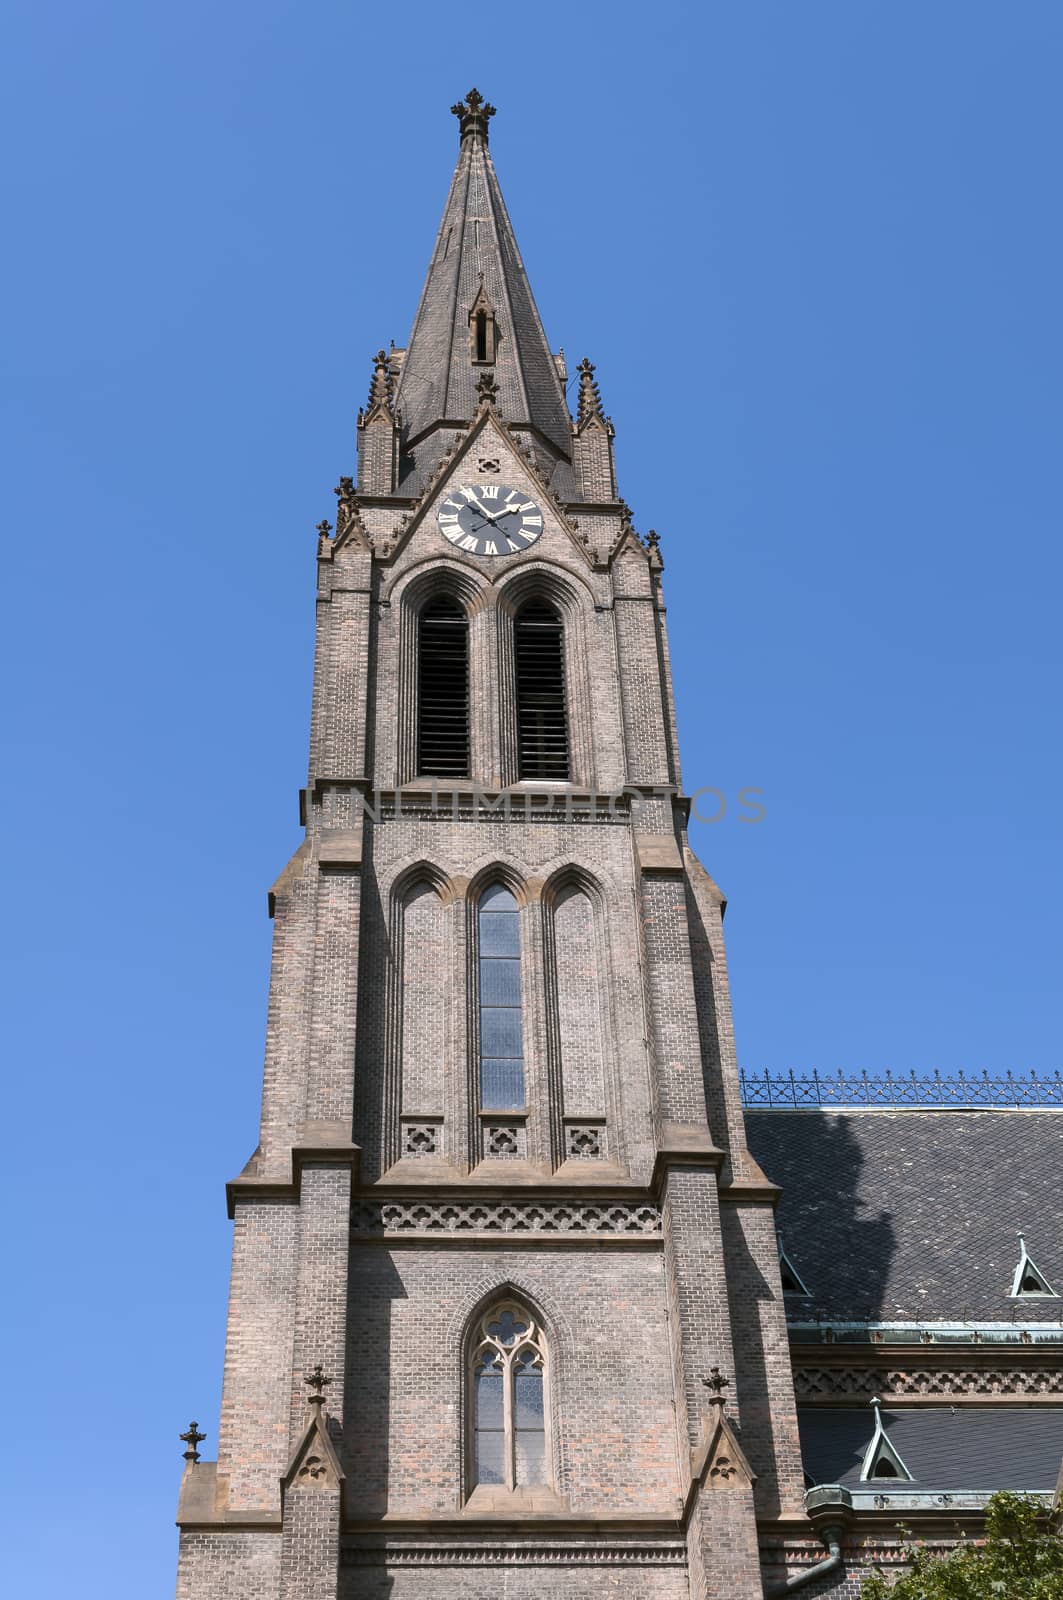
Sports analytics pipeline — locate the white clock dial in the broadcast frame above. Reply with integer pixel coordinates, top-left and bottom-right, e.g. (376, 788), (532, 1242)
(437, 483), (544, 556)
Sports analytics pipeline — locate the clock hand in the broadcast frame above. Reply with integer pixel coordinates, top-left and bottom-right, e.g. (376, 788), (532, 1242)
(464, 493), (499, 522)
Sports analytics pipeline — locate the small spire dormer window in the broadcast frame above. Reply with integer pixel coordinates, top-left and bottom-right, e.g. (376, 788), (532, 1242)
(469, 283), (497, 365)
(777, 1236), (812, 1298)
(1010, 1234), (1058, 1298)
(860, 1398), (913, 1483)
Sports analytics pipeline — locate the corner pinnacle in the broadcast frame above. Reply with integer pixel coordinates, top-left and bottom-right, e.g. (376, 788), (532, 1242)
(576, 358), (607, 427)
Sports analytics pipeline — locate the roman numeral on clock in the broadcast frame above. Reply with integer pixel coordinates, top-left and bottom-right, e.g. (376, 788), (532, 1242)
(436, 484), (547, 556)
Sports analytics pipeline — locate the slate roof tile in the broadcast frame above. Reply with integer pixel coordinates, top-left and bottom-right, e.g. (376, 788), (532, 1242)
(744, 1110), (1063, 1323)
(799, 1404), (1063, 1491)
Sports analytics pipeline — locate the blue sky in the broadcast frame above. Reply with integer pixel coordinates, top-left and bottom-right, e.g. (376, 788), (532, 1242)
(2, 1), (1061, 1592)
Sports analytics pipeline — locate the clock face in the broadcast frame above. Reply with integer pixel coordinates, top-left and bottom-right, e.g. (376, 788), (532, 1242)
(437, 484), (544, 557)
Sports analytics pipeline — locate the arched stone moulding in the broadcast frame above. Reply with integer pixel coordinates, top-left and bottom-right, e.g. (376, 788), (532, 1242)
(495, 562), (598, 791)
(390, 559), (491, 786)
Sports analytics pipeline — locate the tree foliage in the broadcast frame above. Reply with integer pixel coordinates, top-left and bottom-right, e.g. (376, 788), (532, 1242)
(860, 1493), (1063, 1599)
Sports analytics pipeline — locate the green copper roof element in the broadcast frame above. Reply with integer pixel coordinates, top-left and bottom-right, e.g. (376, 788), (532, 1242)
(393, 91), (571, 460)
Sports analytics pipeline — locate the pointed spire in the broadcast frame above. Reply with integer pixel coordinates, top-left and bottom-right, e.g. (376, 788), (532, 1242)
(393, 93), (572, 468)
(451, 87), (496, 145)
(576, 358), (608, 428)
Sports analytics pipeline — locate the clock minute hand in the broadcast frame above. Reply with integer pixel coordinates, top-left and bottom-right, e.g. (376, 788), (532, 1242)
(464, 493), (499, 522)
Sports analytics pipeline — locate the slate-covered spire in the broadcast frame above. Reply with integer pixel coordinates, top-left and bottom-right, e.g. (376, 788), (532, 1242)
(393, 90), (571, 463)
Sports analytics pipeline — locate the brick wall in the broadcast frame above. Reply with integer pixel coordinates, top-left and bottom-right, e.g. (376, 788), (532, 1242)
(182, 405), (805, 1599)
(342, 1244), (682, 1516)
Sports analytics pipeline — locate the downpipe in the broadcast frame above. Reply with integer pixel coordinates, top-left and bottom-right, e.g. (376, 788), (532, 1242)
(766, 1522), (844, 1595)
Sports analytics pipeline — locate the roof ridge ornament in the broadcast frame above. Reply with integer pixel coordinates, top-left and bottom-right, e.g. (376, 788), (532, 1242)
(451, 88), (496, 145)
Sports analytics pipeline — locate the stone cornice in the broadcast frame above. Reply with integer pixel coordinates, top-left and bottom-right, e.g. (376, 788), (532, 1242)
(226, 1132), (361, 1220)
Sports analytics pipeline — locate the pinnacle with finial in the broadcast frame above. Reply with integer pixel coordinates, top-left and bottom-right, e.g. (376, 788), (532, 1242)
(316, 519), (332, 539)
(180, 1421), (206, 1463)
(451, 88), (496, 145)
(366, 349), (392, 416)
(476, 370), (500, 407)
(576, 357), (607, 427)
(305, 1364), (332, 1403)
(703, 1367), (730, 1403)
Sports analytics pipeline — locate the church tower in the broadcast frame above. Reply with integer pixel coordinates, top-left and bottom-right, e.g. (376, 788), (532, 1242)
(175, 90), (813, 1600)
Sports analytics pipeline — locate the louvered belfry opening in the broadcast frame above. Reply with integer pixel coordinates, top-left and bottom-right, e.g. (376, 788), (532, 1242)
(418, 596), (470, 777)
(514, 600), (568, 779)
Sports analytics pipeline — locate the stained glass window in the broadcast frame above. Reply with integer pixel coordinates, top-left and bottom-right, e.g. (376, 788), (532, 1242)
(470, 1301), (548, 1491)
(478, 884), (524, 1110)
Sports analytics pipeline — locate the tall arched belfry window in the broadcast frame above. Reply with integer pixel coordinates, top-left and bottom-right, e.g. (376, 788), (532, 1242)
(471, 1301), (548, 1489)
(478, 884), (524, 1110)
(417, 596), (469, 777)
(514, 600), (568, 779)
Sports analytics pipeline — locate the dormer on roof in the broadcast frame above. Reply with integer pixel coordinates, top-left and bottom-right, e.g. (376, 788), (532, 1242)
(859, 1397), (914, 1483)
(778, 1234), (812, 1298)
(469, 279), (498, 366)
(1011, 1234), (1058, 1298)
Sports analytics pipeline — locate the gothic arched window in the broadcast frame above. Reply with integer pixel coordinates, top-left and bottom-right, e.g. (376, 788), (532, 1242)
(477, 884), (524, 1110)
(470, 1301), (548, 1489)
(514, 600), (568, 779)
(417, 596), (469, 777)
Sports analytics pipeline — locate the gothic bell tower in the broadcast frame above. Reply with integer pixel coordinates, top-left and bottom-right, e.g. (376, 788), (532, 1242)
(175, 89), (809, 1600)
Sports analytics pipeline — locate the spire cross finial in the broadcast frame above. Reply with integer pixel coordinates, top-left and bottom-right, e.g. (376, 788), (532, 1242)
(703, 1367), (730, 1407)
(451, 88), (496, 145)
(305, 1364), (332, 1405)
(316, 519), (332, 539)
(180, 1421), (206, 1463)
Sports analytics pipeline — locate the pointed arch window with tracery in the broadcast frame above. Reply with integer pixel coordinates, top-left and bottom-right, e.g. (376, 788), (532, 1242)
(470, 1301), (548, 1489)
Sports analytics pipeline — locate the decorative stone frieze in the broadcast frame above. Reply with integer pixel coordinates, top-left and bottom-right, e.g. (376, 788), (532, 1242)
(350, 1199), (662, 1235)
(794, 1363), (1063, 1401)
